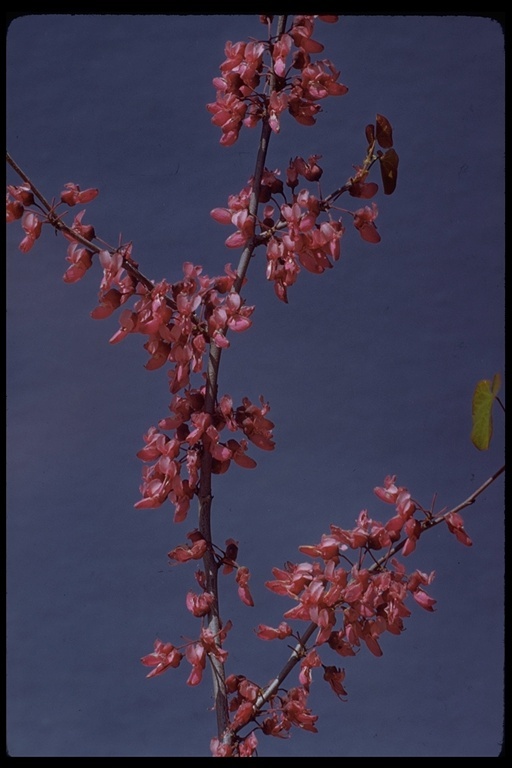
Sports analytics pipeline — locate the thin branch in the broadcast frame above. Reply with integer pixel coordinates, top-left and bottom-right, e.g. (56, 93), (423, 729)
(7, 151), (170, 300)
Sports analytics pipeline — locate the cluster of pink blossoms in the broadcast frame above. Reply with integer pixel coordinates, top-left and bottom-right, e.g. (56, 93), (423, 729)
(207, 15), (346, 146)
(259, 475), (471, 657)
(211, 153), (386, 302)
(140, 474), (472, 757)
(6, 181), (275, 522)
(135, 390), (274, 522)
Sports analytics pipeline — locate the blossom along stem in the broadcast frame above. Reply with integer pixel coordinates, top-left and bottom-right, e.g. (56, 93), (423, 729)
(365, 463), (506, 573)
(228, 462), (505, 738)
(6, 151), (162, 299)
(198, 15), (289, 741)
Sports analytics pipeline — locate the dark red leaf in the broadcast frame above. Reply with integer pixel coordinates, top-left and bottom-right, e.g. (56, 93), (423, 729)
(375, 114), (394, 149)
(379, 148), (399, 195)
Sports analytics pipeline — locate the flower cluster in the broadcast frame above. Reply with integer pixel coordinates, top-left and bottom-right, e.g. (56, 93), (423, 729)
(207, 15), (346, 146)
(261, 478), (442, 659)
(209, 676), (319, 756)
(6, 178), (274, 523)
(210, 475), (472, 745)
(135, 390), (274, 521)
(148, 475), (473, 754)
(107, 261), (254, 381)
(7, 184), (42, 252)
(141, 620), (232, 687)
(264, 184), (344, 302)
(211, 153), (391, 303)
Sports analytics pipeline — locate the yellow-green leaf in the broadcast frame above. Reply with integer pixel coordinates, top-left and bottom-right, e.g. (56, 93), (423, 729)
(471, 374), (501, 450)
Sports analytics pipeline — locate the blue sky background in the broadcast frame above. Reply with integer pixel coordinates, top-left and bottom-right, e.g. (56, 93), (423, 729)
(6, 14), (505, 757)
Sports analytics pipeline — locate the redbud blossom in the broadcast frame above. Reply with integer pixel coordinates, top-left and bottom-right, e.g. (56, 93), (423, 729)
(210, 739), (235, 757)
(186, 590), (215, 617)
(323, 665), (348, 699)
(19, 211), (42, 253)
(238, 731), (258, 757)
(6, 194), (24, 222)
(236, 566), (254, 607)
(60, 182), (99, 206)
(255, 621), (293, 640)
(186, 642), (207, 686)
(168, 531), (208, 562)
(445, 511), (473, 546)
(353, 203), (381, 243)
(282, 687), (318, 733)
(412, 589), (437, 612)
(141, 639), (183, 678)
(7, 184), (34, 207)
(63, 242), (93, 283)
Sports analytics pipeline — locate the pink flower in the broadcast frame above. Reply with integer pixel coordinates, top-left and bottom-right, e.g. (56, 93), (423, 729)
(235, 396), (275, 451)
(272, 33), (292, 77)
(265, 561), (316, 597)
(268, 90), (289, 133)
(296, 59), (348, 100)
(221, 538), (238, 574)
(323, 665), (348, 699)
(19, 211), (42, 253)
(6, 193), (24, 222)
(401, 518), (422, 557)
(236, 565), (254, 607)
(168, 530), (208, 563)
(224, 210), (255, 249)
(225, 439), (257, 469)
(210, 739), (235, 758)
(7, 184), (34, 207)
(328, 630), (356, 657)
(299, 534), (342, 563)
(63, 242), (93, 283)
(231, 700), (255, 730)
(207, 91), (248, 146)
(186, 590), (215, 617)
(199, 626), (230, 663)
(90, 288), (123, 319)
(65, 209), (95, 242)
(282, 686), (318, 733)
(60, 182), (99, 207)
(353, 203), (381, 243)
(141, 638), (183, 678)
(445, 511), (472, 547)
(238, 731), (258, 757)
(299, 649), (322, 689)
(185, 642), (207, 686)
(255, 621), (293, 640)
(412, 589), (437, 612)
(374, 474), (400, 503)
(290, 16), (325, 55)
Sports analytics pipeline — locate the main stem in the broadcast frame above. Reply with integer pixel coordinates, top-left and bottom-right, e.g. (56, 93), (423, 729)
(197, 15), (287, 740)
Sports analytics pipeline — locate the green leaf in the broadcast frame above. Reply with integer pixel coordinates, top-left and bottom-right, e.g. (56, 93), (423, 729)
(470, 374), (501, 450)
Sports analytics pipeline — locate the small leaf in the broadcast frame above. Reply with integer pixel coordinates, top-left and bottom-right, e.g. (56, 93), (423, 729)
(375, 114), (394, 148)
(471, 374), (501, 450)
(379, 148), (399, 195)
